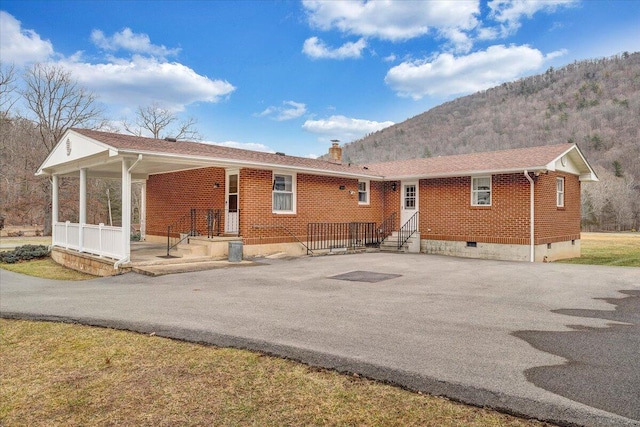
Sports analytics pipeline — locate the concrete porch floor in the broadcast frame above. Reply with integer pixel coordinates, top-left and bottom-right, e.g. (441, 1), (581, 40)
(127, 241), (257, 276)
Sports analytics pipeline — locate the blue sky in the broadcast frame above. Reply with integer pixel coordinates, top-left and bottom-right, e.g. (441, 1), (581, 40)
(2, 0), (639, 158)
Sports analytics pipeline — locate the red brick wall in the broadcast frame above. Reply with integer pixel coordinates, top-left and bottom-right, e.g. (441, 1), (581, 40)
(146, 167), (581, 246)
(419, 174), (531, 244)
(146, 167), (225, 236)
(418, 172), (581, 245)
(534, 172), (581, 244)
(240, 168), (384, 244)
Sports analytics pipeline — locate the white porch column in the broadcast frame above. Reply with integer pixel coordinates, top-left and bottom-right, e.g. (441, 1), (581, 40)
(52, 175), (59, 243)
(121, 159), (132, 260)
(79, 168), (87, 251)
(140, 181), (146, 240)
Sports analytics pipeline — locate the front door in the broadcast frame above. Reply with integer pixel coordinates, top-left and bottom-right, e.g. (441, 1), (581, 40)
(225, 170), (239, 234)
(400, 181), (418, 228)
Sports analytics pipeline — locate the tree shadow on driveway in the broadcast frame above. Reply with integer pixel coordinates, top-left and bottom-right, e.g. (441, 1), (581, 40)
(514, 290), (640, 421)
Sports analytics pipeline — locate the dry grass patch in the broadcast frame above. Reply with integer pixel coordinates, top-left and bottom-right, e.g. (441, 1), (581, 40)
(0, 258), (95, 280)
(559, 232), (640, 267)
(0, 319), (552, 427)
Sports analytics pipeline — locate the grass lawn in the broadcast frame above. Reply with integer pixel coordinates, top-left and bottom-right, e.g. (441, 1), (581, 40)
(2, 233), (634, 426)
(0, 257), (95, 281)
(0, 319), (550, 427)
(558, 232), (640, 267)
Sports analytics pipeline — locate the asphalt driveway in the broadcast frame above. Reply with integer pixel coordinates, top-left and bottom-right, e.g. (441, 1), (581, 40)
(1, 253), (639, 427)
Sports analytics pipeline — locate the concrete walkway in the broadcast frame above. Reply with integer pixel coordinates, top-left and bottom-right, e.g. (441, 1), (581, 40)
(1, 253), (639, 427)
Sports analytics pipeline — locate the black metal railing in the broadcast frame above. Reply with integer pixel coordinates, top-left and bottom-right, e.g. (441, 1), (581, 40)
(307, 222), (378, 254)
(397, 211), (418, 249)
(377, 212), (396, 245)
(252, 224), (312, 254)
(166, 209), (221, 256)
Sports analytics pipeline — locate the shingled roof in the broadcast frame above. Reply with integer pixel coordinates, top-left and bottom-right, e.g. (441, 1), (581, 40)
(364, 143), (596, 180)
(72, 128), (377, 177)
(40, 129), (596, 181)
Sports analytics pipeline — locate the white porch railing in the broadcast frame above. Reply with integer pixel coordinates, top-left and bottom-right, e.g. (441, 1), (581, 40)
(53, 221), (124, 259)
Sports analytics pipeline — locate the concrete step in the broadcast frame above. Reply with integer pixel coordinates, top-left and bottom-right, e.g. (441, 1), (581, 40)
(175, 243), (208, 258)
(379, 238), (415, 252)
(132, 259), (257, 277)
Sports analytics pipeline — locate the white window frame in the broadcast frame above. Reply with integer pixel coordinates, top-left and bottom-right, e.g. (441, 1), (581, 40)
(557, 177), (565, 207)
(272, 171), (296, 214)
(358, 180), (369, 205)
(471, 176), (492, 206)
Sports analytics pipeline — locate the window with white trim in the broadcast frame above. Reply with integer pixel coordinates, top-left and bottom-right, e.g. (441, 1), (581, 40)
(556, 177), (565, 207)
(358, 180), (369, 205)
(471, 176), (492, 206)
(273, 172), (295, 213)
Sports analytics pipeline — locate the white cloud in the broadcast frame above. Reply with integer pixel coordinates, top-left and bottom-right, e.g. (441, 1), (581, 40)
(206, 140), (274, 153)
(59, 55), (235, 111)
(303, 0), (479, 49)
(302, 36), (366, 59)
(303, 115), (394, 141)
(256, 100), (307, 121)
(91, 28), (181, 58)
(383, 54), (397, 62)
(0, 11), (53, 65)
(486, 0), (578, 38)
(385, 44), (564, 99)
(0, 12), (233, 112)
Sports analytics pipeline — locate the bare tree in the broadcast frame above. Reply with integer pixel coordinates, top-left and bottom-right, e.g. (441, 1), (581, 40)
(21, 63), (104, 234)
(22, 63), (104, 152)
(0, 62), (17, 115)
(123, 102), (201, 140)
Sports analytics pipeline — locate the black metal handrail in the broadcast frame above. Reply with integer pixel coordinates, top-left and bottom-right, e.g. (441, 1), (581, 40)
(397, 212), (418, 249)
(377, 212), (396, 245)
(252, 224), (312, 255)
(307, 222), (378, 254)
(166, 209), (221, 256)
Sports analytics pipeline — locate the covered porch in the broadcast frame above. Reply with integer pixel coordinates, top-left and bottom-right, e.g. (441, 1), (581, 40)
(37, 129), (240, 274)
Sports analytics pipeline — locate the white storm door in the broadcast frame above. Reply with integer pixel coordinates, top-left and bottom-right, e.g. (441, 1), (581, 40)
(225, 170), (239, 234)
(400, 181), (418, 228)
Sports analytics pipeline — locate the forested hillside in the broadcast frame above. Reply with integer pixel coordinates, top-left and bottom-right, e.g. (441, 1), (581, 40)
(341, 52), (640, 231)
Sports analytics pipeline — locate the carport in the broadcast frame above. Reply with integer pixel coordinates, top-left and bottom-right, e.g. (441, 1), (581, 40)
(36, 128), (217, 267)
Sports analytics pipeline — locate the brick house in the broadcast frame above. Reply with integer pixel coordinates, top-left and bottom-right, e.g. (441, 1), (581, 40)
(37, 128), (597, 269)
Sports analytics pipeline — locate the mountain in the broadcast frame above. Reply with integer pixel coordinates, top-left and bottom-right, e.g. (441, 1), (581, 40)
(338, 52), (640, 231)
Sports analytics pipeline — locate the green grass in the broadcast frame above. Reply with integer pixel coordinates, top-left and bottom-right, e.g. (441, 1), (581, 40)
(558, 232), (640, 267)
(0, 257), (95, 280)
(0, 319), (551, 427)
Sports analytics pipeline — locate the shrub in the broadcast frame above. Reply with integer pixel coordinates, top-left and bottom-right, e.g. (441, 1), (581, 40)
(0, 245), (50, 264)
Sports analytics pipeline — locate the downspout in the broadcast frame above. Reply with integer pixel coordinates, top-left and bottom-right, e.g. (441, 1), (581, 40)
(524, 170), (534, 262)
(128, 154), (143, 173)
(114, 155), (143, 269)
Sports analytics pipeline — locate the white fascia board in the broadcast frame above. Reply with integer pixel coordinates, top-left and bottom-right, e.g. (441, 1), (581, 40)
(36, 129), (119, 175)
(384, 166), (549, 181)
(580, 172), (599, 182)
(550, 144), (598, 181)
(38, 152), (122, 177)
(117, 149), (382, 180)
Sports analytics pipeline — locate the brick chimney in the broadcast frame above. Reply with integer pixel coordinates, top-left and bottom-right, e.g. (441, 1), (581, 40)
(328, 142), (342, 164)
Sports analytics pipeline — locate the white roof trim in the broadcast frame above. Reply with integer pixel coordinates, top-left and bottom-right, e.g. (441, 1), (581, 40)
(115, 148), (382, 180)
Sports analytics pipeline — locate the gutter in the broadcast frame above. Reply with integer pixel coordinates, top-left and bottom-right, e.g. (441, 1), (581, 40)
(524, 170), (535, 262)
(114, 155), (142, 269)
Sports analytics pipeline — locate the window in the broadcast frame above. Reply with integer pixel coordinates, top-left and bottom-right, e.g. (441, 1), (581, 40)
(404, 184), (416, 209)
(557, 177), (565, 207)
(273, 173), (295, 213)
(471, 176), (491, 206)
(358, 180), (369, 205)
